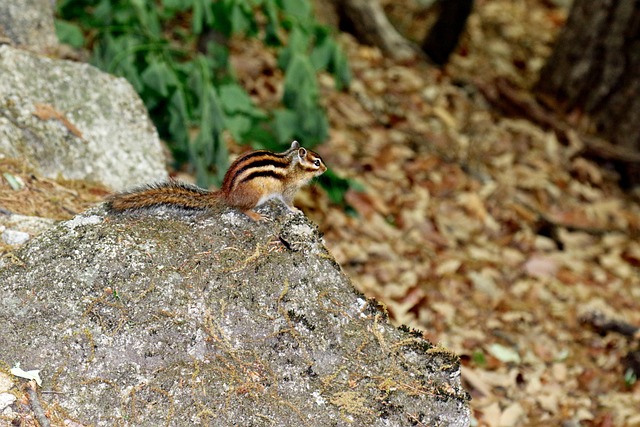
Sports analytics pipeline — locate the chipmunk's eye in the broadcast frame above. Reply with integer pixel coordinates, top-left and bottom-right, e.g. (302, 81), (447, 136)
(313, 159), (321, 167)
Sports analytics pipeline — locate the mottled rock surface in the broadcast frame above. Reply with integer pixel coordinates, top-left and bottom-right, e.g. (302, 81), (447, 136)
(0, 0), (58, 53)
(0, 203), (470, 426)
(0, 45), (167, 191)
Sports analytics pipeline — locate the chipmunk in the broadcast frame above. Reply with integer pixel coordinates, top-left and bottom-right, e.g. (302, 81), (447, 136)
(106, 141), (327, 221)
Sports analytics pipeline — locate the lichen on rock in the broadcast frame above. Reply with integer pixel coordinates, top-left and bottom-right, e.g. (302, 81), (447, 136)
(0, 202), (470, 426)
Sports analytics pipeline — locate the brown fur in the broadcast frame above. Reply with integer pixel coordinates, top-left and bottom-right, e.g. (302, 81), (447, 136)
(106, 141), (326, 220)
(106, 181), (220, 212)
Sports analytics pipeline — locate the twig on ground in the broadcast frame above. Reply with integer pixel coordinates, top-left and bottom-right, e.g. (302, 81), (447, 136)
(580, 310), (640, 340)
(26, 380), (50, 427)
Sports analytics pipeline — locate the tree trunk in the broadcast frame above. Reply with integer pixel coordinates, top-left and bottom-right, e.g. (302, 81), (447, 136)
(421, 0), (474, 65)
(535, 0), (640, 183)
(332, 0), (419, 61)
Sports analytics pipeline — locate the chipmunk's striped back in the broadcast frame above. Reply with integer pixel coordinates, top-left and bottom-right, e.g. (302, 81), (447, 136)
(221, 149), (295, 194)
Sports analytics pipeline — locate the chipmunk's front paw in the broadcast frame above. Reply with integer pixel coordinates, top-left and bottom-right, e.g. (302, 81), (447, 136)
(243, 210), (265, 222)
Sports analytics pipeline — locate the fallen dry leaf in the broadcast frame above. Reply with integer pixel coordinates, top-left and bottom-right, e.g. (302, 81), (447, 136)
(33, 103), (84, 139)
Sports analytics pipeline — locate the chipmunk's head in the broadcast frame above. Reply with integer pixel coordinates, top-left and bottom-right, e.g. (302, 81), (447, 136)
(296, 146), (327, 177)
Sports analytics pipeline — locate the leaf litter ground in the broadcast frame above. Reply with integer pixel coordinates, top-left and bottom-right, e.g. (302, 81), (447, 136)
(308, 0), (640, 425)
(1, 1), (639, 425)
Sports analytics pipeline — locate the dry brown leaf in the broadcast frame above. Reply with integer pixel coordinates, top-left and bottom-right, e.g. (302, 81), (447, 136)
(434, 258), (462, 276)
(344, 189), (390, 218)
(250, 2), (640, 424)
(460, 366), (494, 398)
(498, 402), (525, 427)
(457, 192), (488, 221)
(523, 255), (558, 278)
(33, 103), (83, 139)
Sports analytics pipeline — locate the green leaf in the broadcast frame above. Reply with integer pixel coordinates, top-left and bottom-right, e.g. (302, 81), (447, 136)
(192, 0), (204, 34)
(141, 60), (175, 96)
(218, 83), (266, 140)
(202, 39), (230, 71)
(200, 86), (226, 137)
(243, 126), (279, 150)
(229, 2), (251, 34)
(225, 116), (253, 141)
(282, 54), (318, 109)
(288, 27), (310, 53)
(278, 27), (310, 69)
(278, 0), (311, 21)
(190, 0), (214, 34)
(193, 86), (226, 179)
(100, 35), (145, 92)
(218, 84), (255, 114)
(93, 0), (114, 25)
(214, 132), (229, 183)
(162, 0), (192, 11)
(185, 58), (210, 107)
(202, 0), (215, 28)
(296, 105), (328, 144)
(272, 109), (297, 142)
(55, 0), (75, 13)
(331, 46), (351, 90)
(263, 0), (281, 45)
(168, 89), (190, 152)
(281, 53), (328, 144)
(317, 169), (352, 205)
(131, 0), (162, 37)
(223, 85), (266, 118)
(210, 2), (232, 36)
(189, 125), (227, 186)
(118, 59), (145, 93)
(54, 20), (85, 48)
(472, 350), (487, 366)
(309, 35), (333, 71)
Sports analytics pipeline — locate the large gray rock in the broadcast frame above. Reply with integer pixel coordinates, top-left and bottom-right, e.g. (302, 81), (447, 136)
(0, 45), (168, 191)
(0, 203), (470, 426)
(0, 0), (58, 53)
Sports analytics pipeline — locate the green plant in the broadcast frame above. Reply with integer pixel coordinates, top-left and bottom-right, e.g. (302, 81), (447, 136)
(472, 350), (487, 366)
(624, 367), (637, 388)
(55, 0), (351, 190)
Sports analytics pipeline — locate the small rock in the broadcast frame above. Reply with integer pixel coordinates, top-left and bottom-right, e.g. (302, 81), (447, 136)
(0, 392), (16, 412)
(2, 229), (30, 245)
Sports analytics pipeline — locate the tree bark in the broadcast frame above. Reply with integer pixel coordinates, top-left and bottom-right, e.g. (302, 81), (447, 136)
(421, 0), (473, 65)
(332, 0), (419, 61)
(535, 0), (640, 182)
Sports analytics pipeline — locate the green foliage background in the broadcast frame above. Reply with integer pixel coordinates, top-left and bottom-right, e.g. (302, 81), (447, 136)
(55, 0), (350, 194)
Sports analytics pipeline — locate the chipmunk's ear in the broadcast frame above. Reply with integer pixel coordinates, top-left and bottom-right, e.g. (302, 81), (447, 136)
(297, 147), (307, 159)
(290, 140), (300, 150)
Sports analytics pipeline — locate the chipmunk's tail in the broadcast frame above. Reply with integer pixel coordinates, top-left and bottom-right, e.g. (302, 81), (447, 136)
(106, 180), (221, 213)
